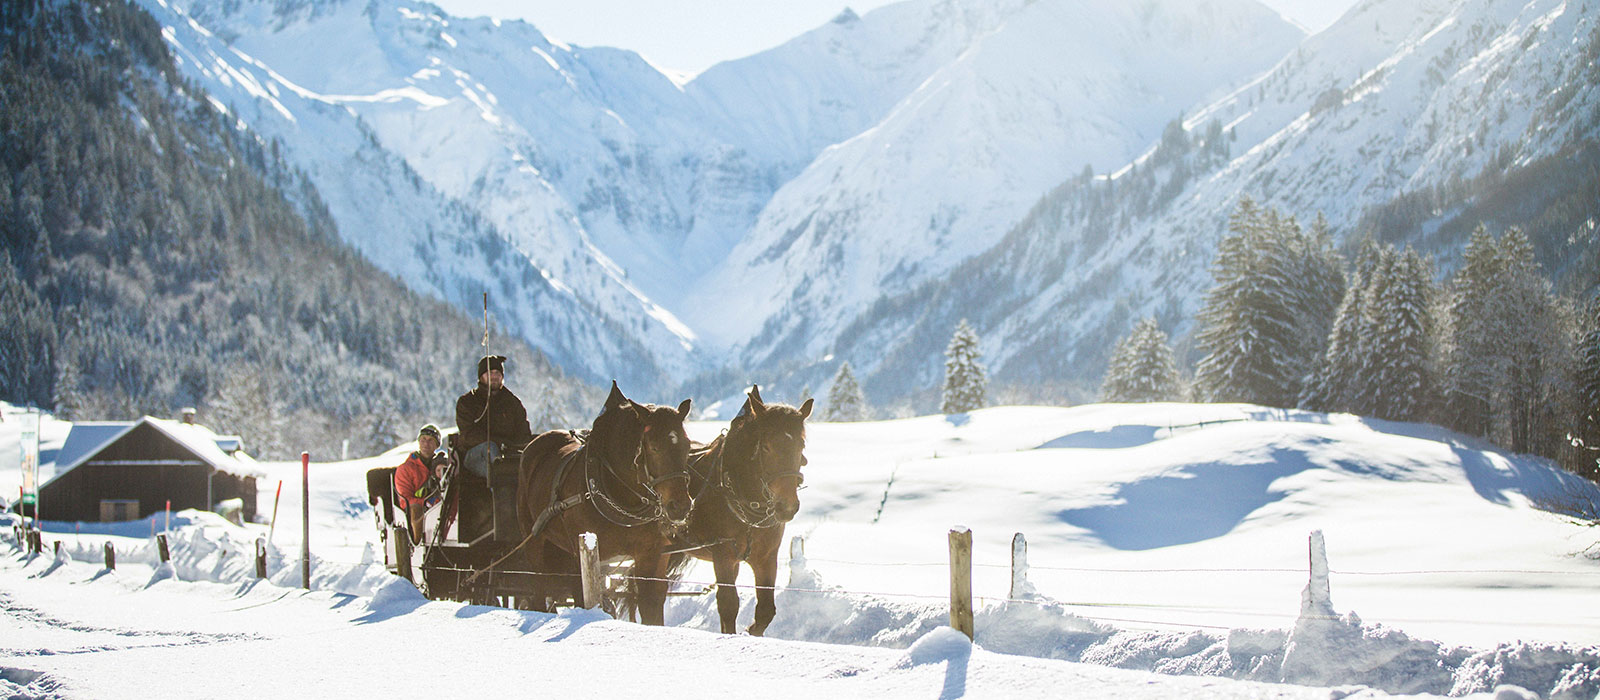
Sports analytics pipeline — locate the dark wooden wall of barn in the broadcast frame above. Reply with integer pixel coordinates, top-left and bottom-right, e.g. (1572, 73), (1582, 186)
(38, 423), (258, 523)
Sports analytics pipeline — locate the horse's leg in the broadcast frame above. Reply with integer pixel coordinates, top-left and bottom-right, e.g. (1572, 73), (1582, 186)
(711, 552), (742, 635)
(746, 535), (782, 637)
(633, 551), (671, 626)
(630, 552), (668, 629)
(529, 541), (563, 613)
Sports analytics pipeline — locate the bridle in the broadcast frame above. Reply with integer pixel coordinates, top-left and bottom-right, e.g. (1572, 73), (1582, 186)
(585, 419), (691, 527)
(709, 420), (805, 529)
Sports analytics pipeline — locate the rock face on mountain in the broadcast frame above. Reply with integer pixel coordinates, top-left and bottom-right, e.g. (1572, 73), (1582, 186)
(137, 0), (1597, 404)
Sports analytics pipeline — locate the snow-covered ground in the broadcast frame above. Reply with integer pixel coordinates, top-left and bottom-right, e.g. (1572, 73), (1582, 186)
(5, 403), (1600, 698)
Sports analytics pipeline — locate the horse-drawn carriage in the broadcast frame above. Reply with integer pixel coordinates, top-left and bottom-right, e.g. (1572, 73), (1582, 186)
(364, 383), (813, 632)
(365, 434), (531, 606)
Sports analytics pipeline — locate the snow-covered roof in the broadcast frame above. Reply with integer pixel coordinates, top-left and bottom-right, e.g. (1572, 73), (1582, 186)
(52, 422), (132, 473)
(42, 417), (261, 491)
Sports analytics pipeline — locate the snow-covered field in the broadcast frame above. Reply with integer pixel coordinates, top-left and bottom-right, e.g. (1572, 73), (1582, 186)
(5, 403), (1600, 698)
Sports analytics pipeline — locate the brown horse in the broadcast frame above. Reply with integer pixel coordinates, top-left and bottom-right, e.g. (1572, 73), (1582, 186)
(516, 381), (693, 625)
(671, 385), (812, 635)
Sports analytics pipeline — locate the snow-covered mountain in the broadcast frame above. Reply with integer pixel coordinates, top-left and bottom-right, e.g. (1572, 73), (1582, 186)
(813, 0), (1600, 402)
(135, 0), (1595, 404)
(683, 0), (1301, 361)
(136, 0), (1298, 393)
(143, 0), (705, 387)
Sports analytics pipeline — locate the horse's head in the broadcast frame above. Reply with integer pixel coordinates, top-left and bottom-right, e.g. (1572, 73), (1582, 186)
(594, 381), (694, 524)
(727, 384), (813, 523)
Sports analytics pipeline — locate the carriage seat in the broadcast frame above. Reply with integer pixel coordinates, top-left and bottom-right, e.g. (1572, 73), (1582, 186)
(366, 467), (398, 527)
(442, 432), (523, 543)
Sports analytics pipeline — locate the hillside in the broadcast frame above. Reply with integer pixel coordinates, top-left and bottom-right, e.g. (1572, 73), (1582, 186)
(0, 0), (596, 457)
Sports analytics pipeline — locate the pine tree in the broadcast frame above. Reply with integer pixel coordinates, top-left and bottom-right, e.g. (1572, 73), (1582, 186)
(1439, 226), (1568, 451)
(0, 249), (57, 408)
(1440, 225), (1503, 438)
(1194, 199), (1342, 407)
(1574, 296), (1600, 479)
(1101, 317), (1182, 403)
(941, 319), (987, 414)
(1364, 247), (1436, 422)
(1495, 229), (1568, 453)
(208, 367), (287, 458)
(52, 359), (86, 421)
(1302, 239), (1379, 413)
(824, 362), (867, 421)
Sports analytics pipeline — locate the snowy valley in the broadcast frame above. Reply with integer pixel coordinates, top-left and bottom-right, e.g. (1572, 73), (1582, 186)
(5, 401), (1600, 698)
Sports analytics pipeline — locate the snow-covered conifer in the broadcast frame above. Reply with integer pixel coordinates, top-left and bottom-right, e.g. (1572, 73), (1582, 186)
(1195, 199), (1342, 407)
(1100, 317), (1182, 403)
(1302, 239), (1379, 413)
(941, 320), (987, 414)
(1439, 226), (1568, 450)
(1439, 225), (1503, 438)
(824, 362), (868, 421)
(1574, 296), (1600, 478)
(1363, 247), (1436, 422)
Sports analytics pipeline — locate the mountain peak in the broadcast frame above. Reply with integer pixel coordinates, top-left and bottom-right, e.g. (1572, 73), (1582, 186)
(832, 7), (860, 25)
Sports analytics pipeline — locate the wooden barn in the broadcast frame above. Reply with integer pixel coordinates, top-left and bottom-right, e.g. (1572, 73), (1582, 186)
(38, 415), (259, 523)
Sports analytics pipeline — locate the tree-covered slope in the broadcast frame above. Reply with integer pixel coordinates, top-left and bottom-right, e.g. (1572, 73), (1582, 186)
(0, 0), (597, 458)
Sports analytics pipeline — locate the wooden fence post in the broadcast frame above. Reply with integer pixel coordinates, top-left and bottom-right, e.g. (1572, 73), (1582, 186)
(52, 541), (61, 559)
(949, 526), (974, 640)
(30, 529), (42, 554)
(104, 542), (116, 570)
(578, 532), (602, 609)
(255, 537), (268, 579)
(156, 533), (170, 564)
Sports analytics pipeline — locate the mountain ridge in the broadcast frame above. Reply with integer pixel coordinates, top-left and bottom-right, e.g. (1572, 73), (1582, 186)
(129, 0), (1598, 410)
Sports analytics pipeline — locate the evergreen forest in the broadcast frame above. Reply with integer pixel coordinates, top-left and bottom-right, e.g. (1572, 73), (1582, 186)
(0, 0), (595, 459)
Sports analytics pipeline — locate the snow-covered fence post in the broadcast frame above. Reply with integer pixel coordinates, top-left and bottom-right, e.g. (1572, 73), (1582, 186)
(52, 541), (60, 558)
(104, 542), (116, 570)
(301, 451), (311, 590)
(254, 537), (267, 579)
(578, 532), (602, 609)
(790, 535), (805, 569)
(1302, 530), (1334, 617)
(949, 526), (974, 640)
(156, 534), (171, 563)
(1010, 532), (1037, 600)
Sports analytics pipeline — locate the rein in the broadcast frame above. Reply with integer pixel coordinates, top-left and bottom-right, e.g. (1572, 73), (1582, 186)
(460, 428), (686, 586)
(585, 439), (670, 527)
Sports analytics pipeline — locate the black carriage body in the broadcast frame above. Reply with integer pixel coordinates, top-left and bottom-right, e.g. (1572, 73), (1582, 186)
(366, 451), (561, 606)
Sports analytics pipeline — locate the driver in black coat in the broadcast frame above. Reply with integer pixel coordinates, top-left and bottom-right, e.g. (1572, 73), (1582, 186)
(456, 355), (535, 480)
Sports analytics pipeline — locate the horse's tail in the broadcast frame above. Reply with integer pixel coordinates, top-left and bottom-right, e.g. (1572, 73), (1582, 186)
(665, 549), (697, 582)
(612, 547), (699, 624)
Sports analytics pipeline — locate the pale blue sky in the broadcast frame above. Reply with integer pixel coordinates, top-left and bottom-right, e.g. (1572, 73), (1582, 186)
(430, 0), (1356, 77)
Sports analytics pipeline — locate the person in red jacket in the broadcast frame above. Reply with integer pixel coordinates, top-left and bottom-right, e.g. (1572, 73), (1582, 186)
(393, 424), (445, 543)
